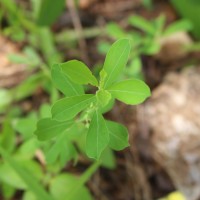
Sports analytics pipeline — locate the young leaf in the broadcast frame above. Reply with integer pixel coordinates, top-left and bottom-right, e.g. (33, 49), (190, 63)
(96, 90), (111, 108)
(103, 39), (131, 88)
(60, 60), (98, 86)
(106, 121), (129, 150)
(99, 69), (107, 89)
(108, 79), (151, 105)
(51, 64), (84, 97)
(86, 110), (109, 159)
(51, 94), (96, 121)
(34, 118), (73, 141)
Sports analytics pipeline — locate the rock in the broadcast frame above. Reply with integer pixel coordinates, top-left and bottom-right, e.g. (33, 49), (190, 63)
(145, 66), (200, 200)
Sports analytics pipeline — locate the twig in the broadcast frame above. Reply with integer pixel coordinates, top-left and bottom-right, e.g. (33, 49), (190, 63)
(66, 0), (90, 65)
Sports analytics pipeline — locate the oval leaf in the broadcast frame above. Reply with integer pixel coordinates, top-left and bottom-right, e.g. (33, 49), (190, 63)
(103, 39), (131, 88)
(51, 94), (96, 121)
(108, 79), (151, 105)
(60, 60), (98, 86)
(86, 110), (109, 159)
(106, 121), (129, 151)
(34, 118), (73, 141)
(51, 64), (84, 97)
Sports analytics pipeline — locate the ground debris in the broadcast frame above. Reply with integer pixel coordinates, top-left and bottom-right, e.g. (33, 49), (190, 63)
(0, 36), (27, 88)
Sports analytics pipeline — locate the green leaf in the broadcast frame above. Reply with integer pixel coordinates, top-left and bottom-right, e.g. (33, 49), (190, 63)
(0, 160), (43, 190)
(164, 19), (193, 36)
(34, 118), (73, 141)
(0, 119), (15, 153)
(170, 0), (200, 39)
(86, 110), (109, 159)
(10, 73), (45, 101)
(99, 69), (107, 89)
(0, 89), (12, 112)
(66, 161), (100, 200)
(51, 94), (96, 121)
(38, 28), (62, 65)
(39, 103), (52, 118)
(0, 147), (53, 200)
(23, 191), (37, 200)
(60, 60), (98, 86)
(46, 133), (77, 166)
(154, 14), (166, 34)
(96, 90), (111, 108)
(51, 64), (84, 97)
(126, 57), (143, 78)
(0, 163), (26, 189)
(13, 113), (37, 139)
(100, 98), (115, 114)
(128, 15), (155, 35)
(108, 79), (151, 105)
(17, 138), (39, 159)
(103, 39), (131, 88)
(142, 0), (153, 9)
(97, 42), (111, 54)
(100, 147), (116, 169)
(37, 0), (65, 26)
(106, 22), (127, 39)
(49, 174), (93, 200)
(106, 121), (129, 150)
(143, 40), (161, 55)
(8, 53), (30, 64)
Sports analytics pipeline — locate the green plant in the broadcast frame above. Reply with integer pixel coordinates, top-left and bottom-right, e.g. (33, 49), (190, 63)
(170, 0), (200, 39)
(0, 103), (99, 200)
(99, 15), (192, 79)
(34, 39), (151, 161)
(2, 39), (150, 200)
